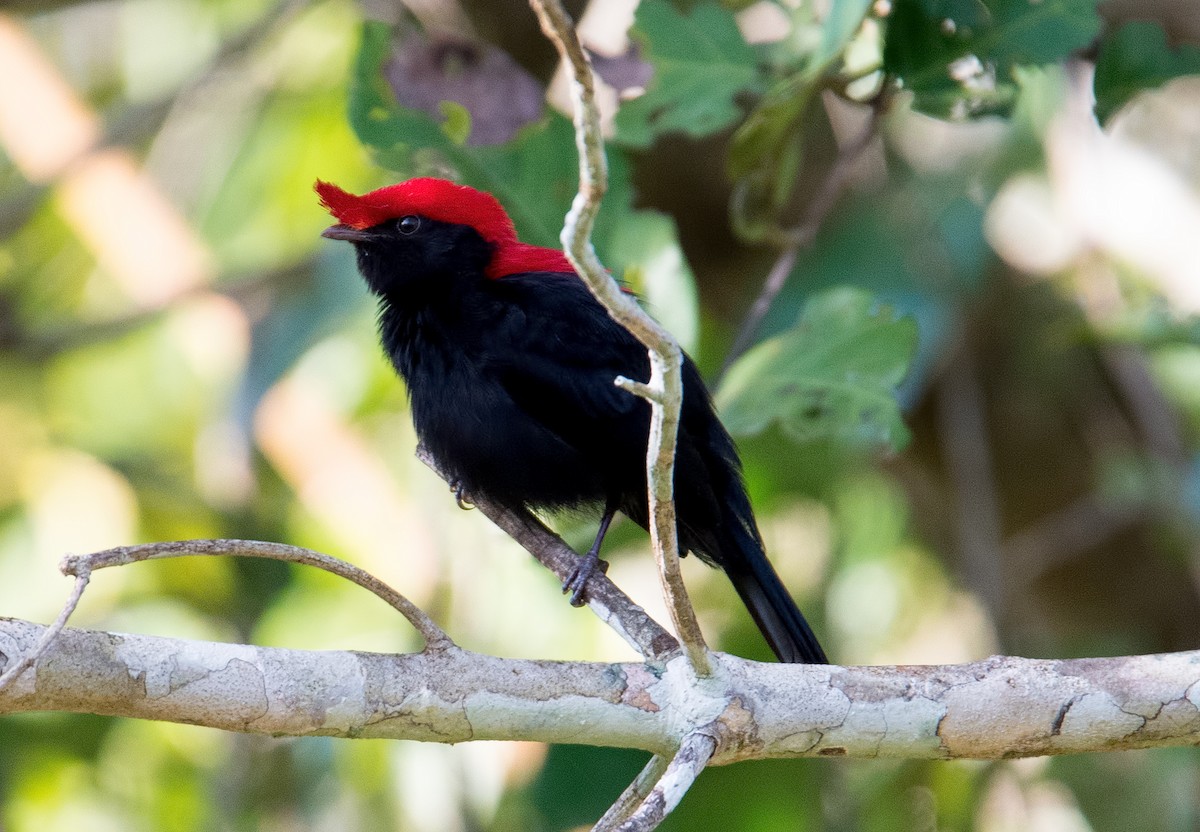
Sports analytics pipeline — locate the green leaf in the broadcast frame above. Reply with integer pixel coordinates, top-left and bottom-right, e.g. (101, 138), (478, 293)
(716, 287), (917, 450)
(438, 101), (472, 145)
(1093, 21), (1200, 123)
(980, 0), (1102, 67)
(471, 117), (581, 248)
(615, 0), (763, 147)
(727, 75), (823, 234)
(883, 0), (1103, 118)
(811, 0), (876, 72)
(728, 0), (874, 236)
(348, 22), (448, 166)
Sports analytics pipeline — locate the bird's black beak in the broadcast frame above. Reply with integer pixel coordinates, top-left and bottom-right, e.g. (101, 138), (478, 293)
(322, 224), (376, 243)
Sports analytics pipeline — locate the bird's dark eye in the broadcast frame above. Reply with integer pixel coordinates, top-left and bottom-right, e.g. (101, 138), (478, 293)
(397, 215), (421, 235)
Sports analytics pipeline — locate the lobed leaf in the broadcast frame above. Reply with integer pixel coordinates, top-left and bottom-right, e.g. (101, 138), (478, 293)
(615, 0), (763, 147)
(717, 287), (917, 451)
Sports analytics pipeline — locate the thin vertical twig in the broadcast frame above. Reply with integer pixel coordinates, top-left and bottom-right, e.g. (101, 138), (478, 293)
(610, 733), (717, 832)
(592, 754), (672, 832)
(527, 0), (711, 676)
(0, 569), (89, 694)
(721, 86), (892, 379)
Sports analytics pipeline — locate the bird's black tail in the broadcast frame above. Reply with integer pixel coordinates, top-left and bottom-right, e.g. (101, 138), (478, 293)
(722, 509), (828, 664)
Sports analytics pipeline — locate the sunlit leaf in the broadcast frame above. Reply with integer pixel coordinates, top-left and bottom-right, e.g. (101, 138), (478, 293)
(437, 101), (472, 146)
(717, 287), (917, 450)
(615, 0), (763, 147)
(811, 0), (875, 72)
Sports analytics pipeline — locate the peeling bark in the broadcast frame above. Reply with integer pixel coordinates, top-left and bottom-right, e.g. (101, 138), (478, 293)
(3, 617), (1198, 762)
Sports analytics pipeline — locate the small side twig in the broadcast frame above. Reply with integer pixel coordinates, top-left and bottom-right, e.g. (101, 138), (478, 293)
(3, 538), (455, 697)
(592, 754), (671, 832)
(611, 733), (717, 832)
(7, 542), (453, 677)
(417, 447), (679, 660)
(721, 84), (892, 378)
(0, 568), (90, 694)
(81, 540), (451, 649)
(527, 0), (711, 678)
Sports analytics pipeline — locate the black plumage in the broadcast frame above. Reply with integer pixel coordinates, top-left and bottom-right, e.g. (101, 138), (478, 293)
(319, 180), (827, 664)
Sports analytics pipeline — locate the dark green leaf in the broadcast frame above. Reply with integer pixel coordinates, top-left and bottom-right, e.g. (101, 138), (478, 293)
(615, 0), (763, 147)
(884, 0), (1102, 117)
(1093, 21), (1200, 123)
(716, 287), (917, 450)
(727, 77), (824, 238)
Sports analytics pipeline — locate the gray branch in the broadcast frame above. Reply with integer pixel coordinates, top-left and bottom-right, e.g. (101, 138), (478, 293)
(3, 618), (1197, 762)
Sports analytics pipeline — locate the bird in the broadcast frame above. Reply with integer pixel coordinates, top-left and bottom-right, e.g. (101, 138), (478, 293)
(315, 176), (828, 664)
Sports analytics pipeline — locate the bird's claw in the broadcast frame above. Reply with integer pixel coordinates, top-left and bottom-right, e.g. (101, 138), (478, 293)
(563, 552), (608, 607)
(450, 480), (474, 510)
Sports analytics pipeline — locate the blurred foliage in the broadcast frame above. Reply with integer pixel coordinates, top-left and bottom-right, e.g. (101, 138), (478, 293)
(717, 287), (916, 450)
(1093, 20), (1200, 123)
(883, 0), (1102, 117)
(1, 1), (1200, 831)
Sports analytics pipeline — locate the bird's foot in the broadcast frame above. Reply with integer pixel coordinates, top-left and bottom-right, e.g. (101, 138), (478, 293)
(449, 480), (474, 510)
(563, 551), (609, 607)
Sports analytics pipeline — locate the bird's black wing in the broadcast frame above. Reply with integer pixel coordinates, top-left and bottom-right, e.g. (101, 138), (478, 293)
(481, 272), (726, 538)
(481, 272), (654, 474)
(484, 271), (828, 664)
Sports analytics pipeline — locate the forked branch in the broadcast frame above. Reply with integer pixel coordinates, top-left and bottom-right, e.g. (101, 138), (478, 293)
(0, 537), (453, 697)
(609, 734), (717, 832)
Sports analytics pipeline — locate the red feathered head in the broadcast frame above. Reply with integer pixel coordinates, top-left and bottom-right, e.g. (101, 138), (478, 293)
(315, 178), (517, 241)
(315, 177), (572, 279)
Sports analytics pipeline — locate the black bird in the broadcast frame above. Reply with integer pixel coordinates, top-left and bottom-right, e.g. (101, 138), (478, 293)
(316, 176), (827, 664)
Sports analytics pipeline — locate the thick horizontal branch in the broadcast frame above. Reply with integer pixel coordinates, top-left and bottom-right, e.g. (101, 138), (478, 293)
(3, 617), (1198, 761)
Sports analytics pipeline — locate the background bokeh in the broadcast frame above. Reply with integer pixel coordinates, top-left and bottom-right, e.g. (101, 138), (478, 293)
(2, 0), (1199, 830)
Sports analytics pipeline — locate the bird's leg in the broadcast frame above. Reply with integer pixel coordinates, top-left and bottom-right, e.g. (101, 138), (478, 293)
(563, 499), (617, 606)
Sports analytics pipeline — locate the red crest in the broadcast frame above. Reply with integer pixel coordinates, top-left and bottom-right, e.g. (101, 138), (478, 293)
(315, 178), (574, 278)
